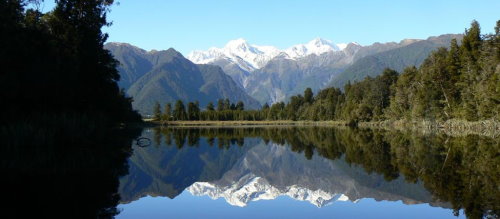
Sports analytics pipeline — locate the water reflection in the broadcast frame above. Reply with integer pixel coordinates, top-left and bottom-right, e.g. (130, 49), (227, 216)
(2, 122), (142, 218)
(119, 127), (499, 218)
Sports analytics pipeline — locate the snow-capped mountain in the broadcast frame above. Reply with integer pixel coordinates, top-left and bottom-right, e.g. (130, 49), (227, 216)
(187, 174), (354, 207)
(187, 38), (352, 72)
(187, 38), (282, 72)
(285, 38), (341, 59)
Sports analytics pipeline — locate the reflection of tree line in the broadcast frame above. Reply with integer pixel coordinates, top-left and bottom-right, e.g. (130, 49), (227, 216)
(154, 127), (499, 218)
(153, 128), (247, 149)
(3, 120), (142, 218)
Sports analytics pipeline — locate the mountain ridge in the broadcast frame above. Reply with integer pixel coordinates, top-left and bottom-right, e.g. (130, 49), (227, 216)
(328, 34), (463, 89)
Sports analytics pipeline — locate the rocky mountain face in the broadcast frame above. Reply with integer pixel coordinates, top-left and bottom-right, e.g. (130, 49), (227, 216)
(105, 43), (260, 114)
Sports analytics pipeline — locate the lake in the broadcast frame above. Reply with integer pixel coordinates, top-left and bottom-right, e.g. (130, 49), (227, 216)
(115, 126), (499, 219)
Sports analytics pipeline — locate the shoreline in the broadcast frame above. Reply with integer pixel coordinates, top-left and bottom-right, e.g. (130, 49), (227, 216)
(358, 119), (500, 137)
(144, 119), (500, 137)
(148, 120), (348, 127)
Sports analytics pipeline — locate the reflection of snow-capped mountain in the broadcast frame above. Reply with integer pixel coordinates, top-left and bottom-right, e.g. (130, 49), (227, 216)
(187, 174), (355, 207)
(182, 142), (433, 208)
(118, 129), (452, 208)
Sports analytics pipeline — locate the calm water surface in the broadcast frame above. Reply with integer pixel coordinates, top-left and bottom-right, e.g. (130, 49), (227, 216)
(115, 127), (499, 218)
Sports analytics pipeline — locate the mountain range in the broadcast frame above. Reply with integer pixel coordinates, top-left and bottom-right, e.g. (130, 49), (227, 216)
(106, 34), (462, 113)
(187, 35), (461, 104)
(105, 43), (260, 114)
(187, 38), (350, 72)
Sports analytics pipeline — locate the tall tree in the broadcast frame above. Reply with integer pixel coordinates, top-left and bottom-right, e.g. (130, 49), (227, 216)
(389, 66), (417, 119)
(206, 102), (215, 111)
(163, 103), (172, 121)
(236, 101), (244, 111)
(262, 103), (270, 110)
(459, 20), (483, 120)
(187, 101), (200, 120)
(173, 100), (187, 120)
(153, 101), (161, 121)
(217, 99), (224, 111)
(304, 88), (313, 104)
(223, 98), (231, 110)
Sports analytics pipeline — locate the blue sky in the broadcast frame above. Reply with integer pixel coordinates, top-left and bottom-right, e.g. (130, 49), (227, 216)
(41, 0), (500, 55)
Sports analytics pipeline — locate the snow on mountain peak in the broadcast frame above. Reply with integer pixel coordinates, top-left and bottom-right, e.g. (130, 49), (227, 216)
(187, 38), (280, 71)
(285, 38), (341, 59)
(225, 38), (251, 52)
(309, 38), (335, 48)
(187, 38), (353, 71)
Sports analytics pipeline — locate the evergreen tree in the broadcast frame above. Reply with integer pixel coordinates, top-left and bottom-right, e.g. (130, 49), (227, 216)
(173, 100), (187, 120)
(163, 103), (172, 121)
(217, 99), (224, 111)
(187, 101), (200, 120)
(153, 101), (161, 121)
(461, 20), (482, 64)
(459, 20), (483, 120)
(206, 102), (215, 111)
(262, 103), (270, 110)
(446, 38), (462, 113)
(304, 88), (313, 104)
(389, 66), (417, 119)
(236, 101), (244, 111)
(224, 98), (231, 110)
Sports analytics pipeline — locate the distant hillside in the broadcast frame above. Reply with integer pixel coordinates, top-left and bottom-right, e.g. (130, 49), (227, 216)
(328, 34), (463, 89)
(105, 43), (260, 114)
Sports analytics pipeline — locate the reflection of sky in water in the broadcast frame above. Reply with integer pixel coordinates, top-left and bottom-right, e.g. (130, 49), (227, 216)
(117, 191), (464, 219)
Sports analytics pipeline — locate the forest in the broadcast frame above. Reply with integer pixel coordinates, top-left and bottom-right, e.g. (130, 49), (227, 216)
(1, 0), (141, 126)
(153, 20), (500, 124)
